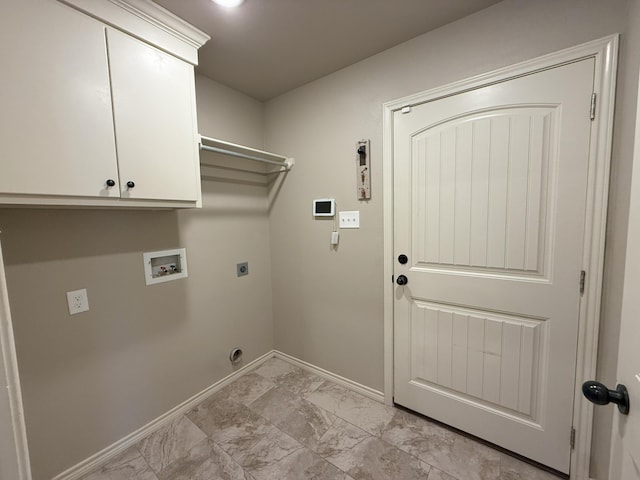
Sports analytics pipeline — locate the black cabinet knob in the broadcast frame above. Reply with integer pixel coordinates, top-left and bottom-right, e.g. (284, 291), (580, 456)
(106, 179), (116, 187)
(396, 275), (408, 286)
(398, 254), (408, 264)
(126, 181), (135, 189)
(582, 381), (630, 415)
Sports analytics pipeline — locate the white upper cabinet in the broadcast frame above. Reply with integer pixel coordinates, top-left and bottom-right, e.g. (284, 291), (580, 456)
(108, 29), (199, 202)
(0, 0), (209, 207)
(0, 0), (120, 198)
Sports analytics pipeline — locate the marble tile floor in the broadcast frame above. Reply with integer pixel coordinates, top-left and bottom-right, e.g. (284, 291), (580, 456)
(80, 357), (563, 480)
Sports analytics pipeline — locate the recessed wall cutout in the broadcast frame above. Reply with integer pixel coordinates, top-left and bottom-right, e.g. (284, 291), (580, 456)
(229, 347), (243, 364)
(143, 248), (188, 285)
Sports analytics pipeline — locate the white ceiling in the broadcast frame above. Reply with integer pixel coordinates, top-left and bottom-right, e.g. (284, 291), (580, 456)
(155, 0), (503, 101)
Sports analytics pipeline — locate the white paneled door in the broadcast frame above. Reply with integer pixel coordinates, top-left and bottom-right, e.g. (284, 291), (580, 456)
(393, 59), (595, 473)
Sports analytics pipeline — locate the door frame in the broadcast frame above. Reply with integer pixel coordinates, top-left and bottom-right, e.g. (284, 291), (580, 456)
(382, 35), (618, 479)
(607, 69), (640, 480)
(0, 234), (32, 480)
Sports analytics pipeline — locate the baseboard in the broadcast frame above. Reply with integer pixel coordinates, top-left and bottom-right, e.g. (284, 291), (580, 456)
(52, 350), (276, 480)
(273, 350), (385, 403)
(52, 349), (384, 479)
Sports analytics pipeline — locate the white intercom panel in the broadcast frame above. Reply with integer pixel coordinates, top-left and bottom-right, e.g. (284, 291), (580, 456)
(313, 198), (335, 217)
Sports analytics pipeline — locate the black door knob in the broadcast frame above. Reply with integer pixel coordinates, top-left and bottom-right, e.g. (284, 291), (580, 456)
(396, 275), (408, 286)
(582, 381), (630, 415)
(126, 181), (135, 189)
(398, 254), (408, 264)
(106, 179), (116, 187)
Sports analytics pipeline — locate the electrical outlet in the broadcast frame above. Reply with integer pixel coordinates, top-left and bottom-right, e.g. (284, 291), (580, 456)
(237, 262), (249, 277)
(66, 288), (89, 315)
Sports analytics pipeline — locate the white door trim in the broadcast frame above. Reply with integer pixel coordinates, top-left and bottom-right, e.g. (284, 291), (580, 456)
(382, 35), (618, 479)
(0, 234), (32, 480)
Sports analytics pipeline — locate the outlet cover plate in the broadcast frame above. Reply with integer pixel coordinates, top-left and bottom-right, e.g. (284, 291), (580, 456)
(237, 262), (249, 277)
(339, 211), (360, 229)
(66, 288), (89, 315)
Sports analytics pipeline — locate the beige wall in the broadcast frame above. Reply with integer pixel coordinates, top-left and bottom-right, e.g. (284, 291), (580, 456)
(0, 75), (271, 479)
(195, 74), (264, 148)
(592, 0), (640, 476)
(3, 1), (639, 478)
(264, 0), (639, 477)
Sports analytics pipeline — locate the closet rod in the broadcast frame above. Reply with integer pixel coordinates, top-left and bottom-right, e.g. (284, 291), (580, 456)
(199, 144), (290, 169)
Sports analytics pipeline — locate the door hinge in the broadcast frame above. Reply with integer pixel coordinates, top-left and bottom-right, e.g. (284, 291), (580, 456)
(590, 93), (597, 121)
(401, 106), (412, 114)
(580, 270), (586, 295)
(570, 427), (576, 449)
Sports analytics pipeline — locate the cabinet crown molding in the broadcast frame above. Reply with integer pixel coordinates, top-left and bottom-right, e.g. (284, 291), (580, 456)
(59, 0), (210, 64)
(108, 0), (210, 48)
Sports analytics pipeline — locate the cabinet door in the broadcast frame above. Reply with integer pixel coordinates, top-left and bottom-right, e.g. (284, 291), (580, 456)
(107, 29), (200, 202)
(0, 0), (120, 198)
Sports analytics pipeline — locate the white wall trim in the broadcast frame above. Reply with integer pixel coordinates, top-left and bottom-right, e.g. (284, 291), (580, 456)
(51, 350), (275, 480)
(0, 236), (32, 480)
(382, 35), (619, 480)
(273, 351), (385, 403)
(382, 100), (395, 408)
(571, 35), (619, 480)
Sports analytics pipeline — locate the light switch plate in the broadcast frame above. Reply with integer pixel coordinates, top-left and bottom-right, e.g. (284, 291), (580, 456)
(339, 211), (360, 229)
(66, 288), (89, 315)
